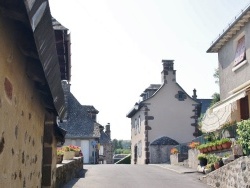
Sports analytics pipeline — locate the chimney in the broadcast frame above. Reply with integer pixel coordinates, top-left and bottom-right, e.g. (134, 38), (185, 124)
(99, 125), (104, 132)
(161, 60), (176, 83)
(192, 88), (197, 99)
(105, 123), (111, 139)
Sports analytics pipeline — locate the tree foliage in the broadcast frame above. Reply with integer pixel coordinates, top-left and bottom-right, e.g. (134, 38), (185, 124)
(112, 139), (131, 154)
(210, 92), (220, 107)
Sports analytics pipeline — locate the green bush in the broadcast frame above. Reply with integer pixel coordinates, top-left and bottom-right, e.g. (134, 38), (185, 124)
(236, 119), (250, 155)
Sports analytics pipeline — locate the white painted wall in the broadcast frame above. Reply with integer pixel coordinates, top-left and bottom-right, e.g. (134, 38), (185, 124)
(130, 82), (198, 164)
(81, 140), (90, 163)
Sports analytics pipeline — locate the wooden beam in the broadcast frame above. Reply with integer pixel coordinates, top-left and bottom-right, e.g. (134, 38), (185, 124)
(0, 6), (28, 25)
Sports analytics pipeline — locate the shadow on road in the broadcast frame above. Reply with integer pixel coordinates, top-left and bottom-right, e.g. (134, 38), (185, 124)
(63, 168), (88, 188)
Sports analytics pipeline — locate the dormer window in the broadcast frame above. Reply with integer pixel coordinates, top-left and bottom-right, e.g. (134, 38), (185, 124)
(233, 36), (247, 71)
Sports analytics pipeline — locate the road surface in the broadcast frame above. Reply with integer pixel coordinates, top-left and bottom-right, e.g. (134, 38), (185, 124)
(63, 164), (211, 188)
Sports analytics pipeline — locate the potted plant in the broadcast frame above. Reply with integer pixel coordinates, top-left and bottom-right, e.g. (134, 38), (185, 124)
(206, 142), (213, 152)
(62, 146), (75, 160)
(57, 148), (64, 164)
(69, 145), (81, 157)
(170, 148), (179, 154)
(197, 153), (207, 167)
(215, 140), (223, 150)
(220, 138), (232, 149)
(211, 141), (217, 151)
(197, 143), (208, 153)
(206, 154), (220, 170)
(188, 141), (200, 149)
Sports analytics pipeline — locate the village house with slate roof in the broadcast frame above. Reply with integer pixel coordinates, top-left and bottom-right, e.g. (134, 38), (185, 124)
(59, 81), (112, 164)
(127, 60), (210, 164)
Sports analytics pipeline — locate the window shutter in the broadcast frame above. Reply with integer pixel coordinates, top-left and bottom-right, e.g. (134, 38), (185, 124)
(234, 36), (246, 66)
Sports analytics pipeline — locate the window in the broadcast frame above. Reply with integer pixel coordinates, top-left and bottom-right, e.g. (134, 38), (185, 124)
(134, 118), (137, 135)
(138, 116), (141, 133)
(233, 36), (247, 71)
(175, 91), (187, 101)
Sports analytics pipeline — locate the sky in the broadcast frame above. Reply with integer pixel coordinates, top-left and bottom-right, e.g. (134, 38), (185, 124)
(48, 0), (250, 140)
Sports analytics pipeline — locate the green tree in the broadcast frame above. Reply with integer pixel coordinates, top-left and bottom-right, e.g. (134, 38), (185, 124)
(210, 92), (220, 107)
(213, 68), (219, 84)
(118, 140), (123, 149)
(112, 139), (119, 150)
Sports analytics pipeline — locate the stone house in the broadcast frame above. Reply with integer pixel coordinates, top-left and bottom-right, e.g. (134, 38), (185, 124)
(59, 82), (100, 164)
(202, 5), (250, 133)
(59, 82), (113, 164)
(0, 0), (69, 187)
(126, 60), (201, 164)
(99, 123), (113, 164)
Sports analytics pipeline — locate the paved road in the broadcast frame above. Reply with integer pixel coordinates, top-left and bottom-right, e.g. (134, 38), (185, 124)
(63, 164), (211, 188)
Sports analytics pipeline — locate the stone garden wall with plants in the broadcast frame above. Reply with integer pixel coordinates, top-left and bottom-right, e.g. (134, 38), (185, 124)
(200, 156), (250, 188)
(56, 157), (83, 188)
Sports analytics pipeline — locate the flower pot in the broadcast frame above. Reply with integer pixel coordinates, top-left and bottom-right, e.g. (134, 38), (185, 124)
(211, 146), (217, 151)
(207, 147), (212, 152)
(214, 162), (220, 169)
(199, 158), (208, 167)
(74, 150), (80, 157)
(222, 142), (232, 149)
(63, 151), (75, 160)
(203, 148), (208, 153)
(216, 145), (222, 150)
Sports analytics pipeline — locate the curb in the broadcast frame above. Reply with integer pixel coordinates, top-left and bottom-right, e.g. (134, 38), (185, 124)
(150, 164), (197, 174)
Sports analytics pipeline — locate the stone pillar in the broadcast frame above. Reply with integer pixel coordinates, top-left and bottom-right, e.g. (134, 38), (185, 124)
(42, 112), (57, 188)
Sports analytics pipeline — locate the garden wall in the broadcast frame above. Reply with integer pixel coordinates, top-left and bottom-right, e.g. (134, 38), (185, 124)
(200, 156), (250, 188)
(188, 149), (200, 169)
(56, 157), (83, 188)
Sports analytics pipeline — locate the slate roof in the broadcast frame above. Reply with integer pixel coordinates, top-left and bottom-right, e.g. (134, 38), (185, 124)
(83, 105), (99, 114)
(197, 99), (212, 114)
(150, 136), (179, 145)
(59, 90), (100, 139)
(99, 131), (112, 144)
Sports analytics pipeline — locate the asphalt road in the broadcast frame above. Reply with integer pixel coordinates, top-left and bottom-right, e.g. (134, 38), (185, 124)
(63, 164), (211, 188)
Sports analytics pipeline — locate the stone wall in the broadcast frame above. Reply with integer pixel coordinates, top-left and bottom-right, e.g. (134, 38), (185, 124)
(201, 156), (250, 188)
(103, 143), (113, 164)
(150, 145), (173, 164)
(170, 153), (188, 165)
(56, 157), (83, 188)
(188, 149), (200, 169)
(0, 16), (46, 187)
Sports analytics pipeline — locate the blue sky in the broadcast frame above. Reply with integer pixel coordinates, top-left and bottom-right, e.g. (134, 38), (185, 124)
(49, 0), (250, 140)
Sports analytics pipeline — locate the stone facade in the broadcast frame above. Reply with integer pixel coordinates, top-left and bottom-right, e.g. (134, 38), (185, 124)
(0, 2), (68, 187)
(201, 156), (250, 188)
(127, 60), (199, 164)
(0, 15), (47, 187)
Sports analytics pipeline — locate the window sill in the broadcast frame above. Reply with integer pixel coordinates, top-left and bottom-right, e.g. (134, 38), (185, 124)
(232, 60), (248, 72)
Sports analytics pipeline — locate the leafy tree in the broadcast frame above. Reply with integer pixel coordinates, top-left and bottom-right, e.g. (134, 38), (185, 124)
(112, 139), (131, 154)
(210, 92), (220, 107)
(112, 139), (119, 150)
(213, 68), (219, 84)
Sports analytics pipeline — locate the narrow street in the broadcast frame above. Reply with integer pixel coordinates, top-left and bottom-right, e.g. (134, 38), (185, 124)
(63, 164), (211, 188)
